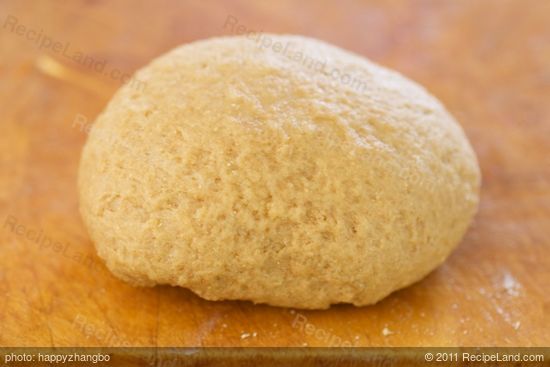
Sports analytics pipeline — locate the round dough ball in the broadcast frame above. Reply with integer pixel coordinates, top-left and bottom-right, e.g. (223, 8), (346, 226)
(78, 35), (480, 309)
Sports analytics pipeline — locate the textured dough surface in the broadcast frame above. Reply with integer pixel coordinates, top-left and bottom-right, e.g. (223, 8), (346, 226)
(78, 35), (480, 309)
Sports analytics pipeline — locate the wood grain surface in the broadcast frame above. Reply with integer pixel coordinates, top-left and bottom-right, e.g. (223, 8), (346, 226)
(1, 0), (549, 349)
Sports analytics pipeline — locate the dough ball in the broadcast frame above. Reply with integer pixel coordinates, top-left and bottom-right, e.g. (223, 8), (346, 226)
(78, 35), (480, 309)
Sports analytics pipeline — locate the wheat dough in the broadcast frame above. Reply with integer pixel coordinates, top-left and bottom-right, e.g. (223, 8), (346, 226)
(78, 35), (480, 309)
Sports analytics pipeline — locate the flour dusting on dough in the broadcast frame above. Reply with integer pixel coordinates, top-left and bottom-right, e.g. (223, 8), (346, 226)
(502, 271), (520, 297)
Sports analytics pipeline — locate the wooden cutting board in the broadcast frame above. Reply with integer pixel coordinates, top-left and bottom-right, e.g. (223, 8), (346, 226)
(1, 0), (549, 349)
